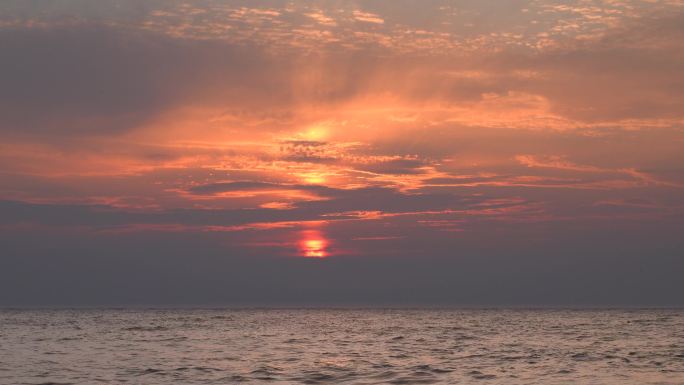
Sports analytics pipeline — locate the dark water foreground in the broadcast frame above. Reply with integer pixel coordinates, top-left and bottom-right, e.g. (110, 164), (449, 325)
(0, 309), (682, 384)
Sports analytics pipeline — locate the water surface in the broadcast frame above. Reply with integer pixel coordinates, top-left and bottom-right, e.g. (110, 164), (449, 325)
(1, 309), (683, 384)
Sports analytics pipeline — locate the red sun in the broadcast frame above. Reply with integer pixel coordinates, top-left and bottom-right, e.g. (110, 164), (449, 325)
(299, 230), (329, 258)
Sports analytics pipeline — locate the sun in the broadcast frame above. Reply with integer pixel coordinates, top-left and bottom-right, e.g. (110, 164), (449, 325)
(303, 239), (326, 258)
(299, 231), (329, 258)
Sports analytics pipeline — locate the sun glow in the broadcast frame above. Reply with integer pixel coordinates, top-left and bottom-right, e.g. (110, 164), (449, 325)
(299, 124), (329, 141)
(299, 230), (329, 258)
(300, 172), (326, 184)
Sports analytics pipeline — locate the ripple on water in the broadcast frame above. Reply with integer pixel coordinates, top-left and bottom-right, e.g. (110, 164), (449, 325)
(1, 309), (683, 385)
(468, 370), (497, 380)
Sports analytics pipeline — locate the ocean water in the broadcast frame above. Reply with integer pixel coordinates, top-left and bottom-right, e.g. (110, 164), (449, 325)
(0, 309), (682, 385)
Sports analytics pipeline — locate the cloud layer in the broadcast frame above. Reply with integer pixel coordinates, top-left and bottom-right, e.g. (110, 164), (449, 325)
(0, 0), (682, 305)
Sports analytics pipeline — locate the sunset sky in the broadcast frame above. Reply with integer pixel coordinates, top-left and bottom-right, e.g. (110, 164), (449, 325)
(1, 0), (683, 306)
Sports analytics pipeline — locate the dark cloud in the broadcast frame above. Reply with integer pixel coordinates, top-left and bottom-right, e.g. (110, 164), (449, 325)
(356, 158), (431, 175)
(423, 176), (508, 185)
(0, 183), (483, 228)
(0, 23), (290, 137)
(187, 181), (337, 197)
(189, 181), (292, 195)
(488, 12), (684, 121)
(1, 209), (682, 306)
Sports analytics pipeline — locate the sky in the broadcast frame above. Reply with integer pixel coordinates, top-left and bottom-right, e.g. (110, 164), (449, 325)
(1, 0), (683, 306)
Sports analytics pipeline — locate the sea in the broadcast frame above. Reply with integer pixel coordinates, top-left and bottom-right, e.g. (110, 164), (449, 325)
(0, 309), (682, 384)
